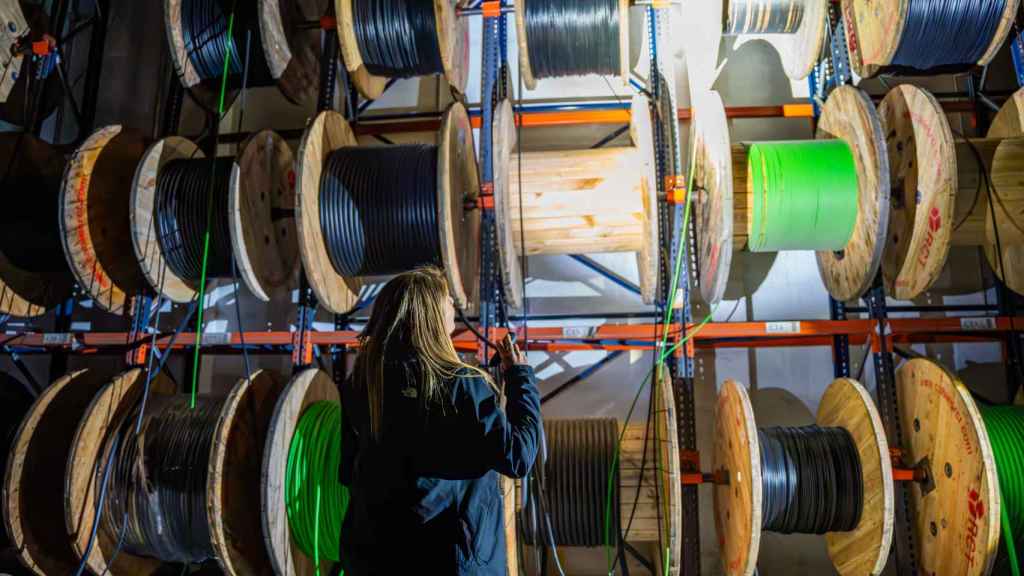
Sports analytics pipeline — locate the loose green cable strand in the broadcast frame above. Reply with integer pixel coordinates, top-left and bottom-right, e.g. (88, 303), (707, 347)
(286, 401), (350, 573)
(979, 405), (1023, 576)
(747, 140), (859, 253)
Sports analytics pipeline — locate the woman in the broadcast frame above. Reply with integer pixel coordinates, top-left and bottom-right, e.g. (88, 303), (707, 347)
(340, 267), (541, 575)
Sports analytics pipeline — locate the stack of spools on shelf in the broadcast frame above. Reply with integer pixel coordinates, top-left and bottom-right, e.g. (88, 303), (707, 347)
(0, 132), (75, 317)
(713, 377), (894, 576)
(164, 0), (329, 108)
(3, 368), (291, 575)
(690, 86), (889, 305)
(522, 371), (681, 575)
(514, 0), (630, 88)
(842, 0), (1020, 78)
(878, 85), (1024, 300)
(490, 95), (659, 308)
(336, 0), (468, 99)
(720, 0), (828, 80)
(295, 101), (480, 315)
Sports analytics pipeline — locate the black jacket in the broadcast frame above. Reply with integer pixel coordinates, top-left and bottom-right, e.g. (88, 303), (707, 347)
(339, 362), (541, 575)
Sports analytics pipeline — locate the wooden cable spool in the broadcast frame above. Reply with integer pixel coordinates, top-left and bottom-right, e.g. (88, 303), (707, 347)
(713, 378), (894, 576)
(491, 95), (659, 309)
(878, 85), (1024, 300)
(0, 132), (74, 317)
(722, 0), (829, 80)
(335, 0), (468, 100)
(895, 357), (1000, 576)
(164, 0), (328, 108)
(0, 0), (28, 105)
(693, 86), (890, 305)
(295, 101), (481, 315)
(129, 130), (300, 304)
(841, 0), (1020, 78)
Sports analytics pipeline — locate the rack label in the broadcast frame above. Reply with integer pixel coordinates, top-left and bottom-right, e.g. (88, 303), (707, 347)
(42, 333), (73, 346)
(562, 326), (596, 339)
(765, 321), (801, 334)
(960, 318), (996, 331)
(201, 332), (232, 346)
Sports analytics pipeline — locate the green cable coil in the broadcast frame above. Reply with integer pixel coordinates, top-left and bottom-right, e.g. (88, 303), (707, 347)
(980, 405), (1023, 576)
(747, 140), (859, 253)
(286, 400), (350, 571)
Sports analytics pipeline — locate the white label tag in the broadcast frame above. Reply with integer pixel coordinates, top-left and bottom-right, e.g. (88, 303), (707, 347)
(960, 317), (997, 331)
(562, 326), (595, 339)
(201, 332), (232, 346)
(42, 333), (73, 346)
(765, 321), (801, 334)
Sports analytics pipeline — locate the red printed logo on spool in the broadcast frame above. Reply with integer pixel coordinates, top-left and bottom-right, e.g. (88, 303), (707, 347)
(964, 488), (984, 568)
(288, 170), (296, 191)
(929, 207), (942, 233)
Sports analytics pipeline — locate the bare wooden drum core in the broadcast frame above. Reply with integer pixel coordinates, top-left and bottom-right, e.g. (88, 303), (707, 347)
(3, 369), (108, 576)
(65, 369), (177, 576)
(691, 89), (734, 306)
(713, 379), (760, 576)
(896, 358), (1000, 576)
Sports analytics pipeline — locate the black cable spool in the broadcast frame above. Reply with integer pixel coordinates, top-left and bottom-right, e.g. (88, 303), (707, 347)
(885, 0), (1007, 75)
(522, 0), (621, 79)
(154, 157), (235, 282)
(319, 144), (443, 278)
(351, 0), (444, 78)
(758, 425), (864, 535)
(181, 0), (276, 86)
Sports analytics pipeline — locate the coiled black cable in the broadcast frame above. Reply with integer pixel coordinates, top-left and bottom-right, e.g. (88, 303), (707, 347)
(726, 0), (806, 35)
(182, 0), (274, 84)
(352, 0), (444, 77)
(100, 396), (225, 564)
(523, 0), (620, 79)
(889, 0), (1006, 74)
(155, 158), (234, 281)
(319, 145), (442, 277)
(759, 426), (863, 534)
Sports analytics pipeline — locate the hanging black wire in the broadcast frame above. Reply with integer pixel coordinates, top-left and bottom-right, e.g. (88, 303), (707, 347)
(759, 426), (863, 534)
(351, 0), (444, 77)
(888, 0), (1006, 74)
(182, 0), (274, 84)
(319, 145), (442, 277)
(155, 157), (234, 281)
(100, 396), (224, 564)
(523, 0), (620, 79)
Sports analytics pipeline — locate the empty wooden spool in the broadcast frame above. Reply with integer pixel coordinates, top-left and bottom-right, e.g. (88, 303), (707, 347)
(878, 84), (1024, 300)
(895, 358), (1000, 576)
(335, 0), (468, 99)
(722, 0), (829, 80)
(491, 95), (659, 309)
(130, 130), (300, 303)
(0, 132), (75, 317)
(693, 86), (890, 305)
(713, 378), (893, 576)
(841, 0), (1020, 78)
(295, 101), (481, 315)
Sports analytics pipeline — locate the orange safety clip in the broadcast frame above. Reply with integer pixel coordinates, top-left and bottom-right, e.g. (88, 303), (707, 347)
(482, 1), (501, 18)
(291, 330), (314, 367)
(665, 175), (687, 204)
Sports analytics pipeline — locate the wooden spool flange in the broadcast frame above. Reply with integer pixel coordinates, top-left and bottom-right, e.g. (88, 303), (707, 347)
(514, 0), (629, 90)
(65, 369), (177, 575)
(61, 126), (152, 314)
(726, 0), (829, 80)
(491, 95), (659, 309)
(262, 368), (337, 576)
(0, 132), (74, 317)
(691, 89), (734, 306)
(4, 369), (106, 576)
(296, 102), (481, 314)
(983, 89), (1024, 296)
(842, 0), (1020, 78)
(130, 132), (299, 303)
(335, 0), (468, 100)
(895, 358), (1000, 576)
(258, 0), (330, 106)
(713, 378), (893, 576)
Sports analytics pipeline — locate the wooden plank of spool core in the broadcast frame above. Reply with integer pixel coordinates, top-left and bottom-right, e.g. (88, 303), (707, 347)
(438, 101), (481, 313)
(842, 0), (908, 77)
(295, 110), (362, 314)
(259, 0), (328, 106)
(0, 133), (73, 318)
(896, 358), (1000, 576)
(66, 369), (177, 576)
(731, 0), (828, 80)
(334, 0), (391, 100)
(984, 89), (1024, 296)
(492, 99), (524, 310)
(61, 126), (151, 315)
(3, 369), (107, 576)
(732, 144), (750, 251)
(713, 379), (760, 576)
(818, 378), (893, 576)
(230, 130), (300, 302)
(130, 136), (202, 303)
(209, 369), (287, 576)
(878, 85), (957, 301)
(263, 368), (338, 576)
(816, 86), (890, 302)
(0, 0), (27, 103)
(691, 90), (734, 306)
